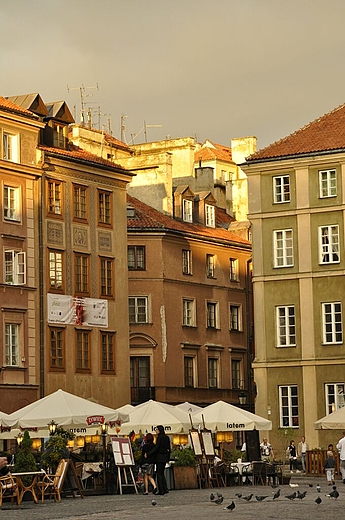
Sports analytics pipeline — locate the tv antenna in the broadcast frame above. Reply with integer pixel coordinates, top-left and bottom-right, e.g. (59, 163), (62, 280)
(67, 83), (99, 126)
(130, 120), (162, 144)
(120, 115), (127, 143)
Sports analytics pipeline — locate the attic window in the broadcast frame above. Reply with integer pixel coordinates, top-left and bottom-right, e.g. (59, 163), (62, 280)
(127, 206), (136, 218)
(205, 204), (215, 228)
(182, 199), (193, 223)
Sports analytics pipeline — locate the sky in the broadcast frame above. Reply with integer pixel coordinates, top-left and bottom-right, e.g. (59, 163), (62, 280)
(2, 0), (345, 151)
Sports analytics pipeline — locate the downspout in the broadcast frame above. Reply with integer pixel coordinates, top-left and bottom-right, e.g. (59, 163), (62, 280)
(39, 173), (45, 398)
(246, 257), (253, 412)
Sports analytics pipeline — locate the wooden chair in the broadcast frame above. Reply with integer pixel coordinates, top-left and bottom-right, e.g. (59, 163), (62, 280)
(0, 474), (21, 508)
(225, 464), (240, 486)
(252, 461), (266, 485)
(38, 459), (69, 503)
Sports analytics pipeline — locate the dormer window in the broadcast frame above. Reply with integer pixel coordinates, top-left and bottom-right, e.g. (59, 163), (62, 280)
(205, 204), (215, 228)
(127, 205), (136, 218)
(53, 123), (66, 148)
(182, 199), (193, 223)
(3, 132), (19, 162)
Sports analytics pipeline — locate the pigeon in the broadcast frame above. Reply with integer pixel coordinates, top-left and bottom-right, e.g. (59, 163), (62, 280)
(297, 490), (307, 500)
(255, 495), (268, 501)
(241, 493), (253, 501)
(316, 484), (321, 493)
(289, 483), (299, 488)
(214, 495), (224, 505)
(308, 483), (314, 488)
(216, 492), (223, 498)
(151, 499), (157, 506)
(235, 493), (242, 499)
(223, 501), (236, 511)
(210, 493), (215, 501)
(327, 488), (339, 499)
(272, 488), (281, 499)
(315, 496), (322, 505)
(285, 491), (297, 500)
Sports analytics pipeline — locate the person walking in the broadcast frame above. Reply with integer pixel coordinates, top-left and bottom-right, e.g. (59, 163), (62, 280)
(324, 450), (336, 485)
(149, 425), (171, 495)
(336, 431), (345, 483)
(287, 440), (299, 473)
(260, 438), (274, 462)
(140, 433), (157, 495)
(297, 436), (308, 473)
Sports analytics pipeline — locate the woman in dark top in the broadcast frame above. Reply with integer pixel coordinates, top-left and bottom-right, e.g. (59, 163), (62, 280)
(287, 440), (298, 472)
(140, 433), (157, 495)
(149, 425), (171, 495)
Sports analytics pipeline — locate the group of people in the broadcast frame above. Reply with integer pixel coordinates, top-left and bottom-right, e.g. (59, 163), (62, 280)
(139, 425), (171, 495)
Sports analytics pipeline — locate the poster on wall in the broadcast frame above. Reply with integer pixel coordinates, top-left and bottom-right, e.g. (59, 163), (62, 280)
(110, 437), (135, 466)
(47, 294), (108, 327)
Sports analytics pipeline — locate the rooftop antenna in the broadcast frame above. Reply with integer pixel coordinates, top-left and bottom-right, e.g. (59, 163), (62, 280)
(130, 120), (162, 144)
(67, 83), (99, 126)
(120, 115), (127, 143)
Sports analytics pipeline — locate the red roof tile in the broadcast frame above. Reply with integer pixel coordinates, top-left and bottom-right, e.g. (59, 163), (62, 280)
(195, 140), (233, 163)
(39, 143), (132, 172)
(127, 195), (249, 246)
(0, 95), (37, 118)
(247, 103), (345, 162)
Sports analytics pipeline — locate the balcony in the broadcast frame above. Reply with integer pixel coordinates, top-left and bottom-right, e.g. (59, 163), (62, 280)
(131, 386), (155, 405)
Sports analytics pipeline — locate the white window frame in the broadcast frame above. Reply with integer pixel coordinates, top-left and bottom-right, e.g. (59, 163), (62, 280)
(279, 385), (299, 427)
(274, 229), (293, 267)
(230, 258), (239, 281)
(208, 357), (219, 388)
(205, 204), (215, 228)
(4, 250), (26, 285)
(206, 254), (215, 278)
(273, 175), (290, 203)
(319, 225), (340, 264)
(182, 298), (196, 327)
(3, 185), (21, 221)
(322, 302), (343, 344)
(182, 249), (192, 275)
(5, 323), (19, 366)
(3, 132), (19, 163)
(319, 169), (337, 198)
(182, 199), (193, 223)
(325, 383), (345, 415)
(129, 296), (149, 324)
(276, 305), (296, 347)
(206, 301), (219, 329)
(230, 304), (242, 331)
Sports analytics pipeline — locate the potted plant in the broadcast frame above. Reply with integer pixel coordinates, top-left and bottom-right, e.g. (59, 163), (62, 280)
(14, 431), (37, 486)
(41, 427), (75, 473)
(171, 447), (198, 489)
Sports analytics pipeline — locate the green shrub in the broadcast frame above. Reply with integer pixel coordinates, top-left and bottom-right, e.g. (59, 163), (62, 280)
(171, 447), (197, 467)
(14, 431), (37, 486)
(41, 427), (75, 472)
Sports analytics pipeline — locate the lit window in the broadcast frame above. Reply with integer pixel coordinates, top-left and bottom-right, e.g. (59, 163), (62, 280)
(182, 249), (192, 275)
(5, 323), (19, 366)
(274, 229), (293, 267)
(230, 258), (239, 281)
(48, 250), (63, 290)
(183, 298), (195, 326)
(319, 169), (337, 198)
(319, 225), (340, 264)
(4, 250), (26, 285)
(206, 254), (215, 278)
(3, 132), (19, 162)
(322, 302), (342, 344)
(276, 306), (296, 347)
(205, 204), (215, 228)
(128, 246), (146, 270)
(47, 180), (62, 215)
(279, 385), (299, 427)
(4, 185), (21, 221)
(273, 175), (290, 203)
(129, 296), (148, 323)
(182, 199), (193, 222)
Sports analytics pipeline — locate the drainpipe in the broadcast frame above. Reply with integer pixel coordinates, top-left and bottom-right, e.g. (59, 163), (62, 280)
(245, 257), (253, 412)
(39, 173), (45, 398)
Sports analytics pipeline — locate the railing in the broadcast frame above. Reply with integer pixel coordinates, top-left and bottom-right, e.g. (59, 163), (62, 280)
(306, 450), (340, 476)
(130, 386), (155, 405)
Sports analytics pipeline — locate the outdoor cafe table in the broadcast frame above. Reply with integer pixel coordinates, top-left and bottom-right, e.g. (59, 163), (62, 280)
(230, 461), (252, 484)
(12, 470), (46, 503)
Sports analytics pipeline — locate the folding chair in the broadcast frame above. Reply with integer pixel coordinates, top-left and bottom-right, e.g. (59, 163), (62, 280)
(0, 474), (21, 508)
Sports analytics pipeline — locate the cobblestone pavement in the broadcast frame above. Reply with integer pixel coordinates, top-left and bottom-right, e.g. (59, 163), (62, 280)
(2, 477), (344, 519)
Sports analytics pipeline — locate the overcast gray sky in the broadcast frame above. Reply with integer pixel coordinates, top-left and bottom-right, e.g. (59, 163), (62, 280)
(2, 0), (345, 150)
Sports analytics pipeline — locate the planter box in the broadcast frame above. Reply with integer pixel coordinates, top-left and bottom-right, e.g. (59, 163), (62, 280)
(173, 466), (198, 490)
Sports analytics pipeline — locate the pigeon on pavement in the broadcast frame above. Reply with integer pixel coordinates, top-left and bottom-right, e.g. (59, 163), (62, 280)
(316, 484), (321, 493)
(214, 496), (224, 505)
(308, 483), (313, 488)
(327, 488), (339, 499)
(151, 499), (157, 506)
(223, 501), (236, 511)
(255, 495), (268, 501)
(315, 496), (322, 505)
(210, 493), (215, 501)
(285, 491), (297, 500)
(272, 488), (281, 499)
(235, 493), (242, 498)
(241, 493), (253, 501)
(297, 490), (307, 499)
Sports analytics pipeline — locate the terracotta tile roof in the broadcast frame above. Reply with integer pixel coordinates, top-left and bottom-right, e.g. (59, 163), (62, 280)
(127, 195), (249, 246)
(247, 102), (345, 162)
(195, 140), (233, 163)
(39, 143), (132, 173)
(0, 95), (37, 118)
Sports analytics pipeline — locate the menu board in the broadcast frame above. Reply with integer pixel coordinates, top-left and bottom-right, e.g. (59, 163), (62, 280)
(190, 430), (203, 457)
(111, 437), (135, 466)
(202, 430), (215, 457)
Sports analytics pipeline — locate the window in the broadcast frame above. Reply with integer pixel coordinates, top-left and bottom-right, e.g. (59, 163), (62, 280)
(273, 175), (290, 203)
(230, 304), (242, 331)
(183, 298), (195, 326)
(4, 185), (21, 221)
(182, 199), (193, 222)
(47, 180), (62, 215)
(325, 383), (345, 414)
(182, 249), (192, 275)
(229, 258), (239, 282)
(319, 225), (340, 264)
(4, 250), (26, 285)
(100, 257), (114, 297)
(75, 253), (89, 294)
(101, 332), (115, 372)
(3, 132), (19, 162)
(53, 123), (65, 148)
(128, 246), (146, 270)
(279, 385), (299, 427)
(129, 296), (148, 323)
(98, 190), (112, 225)
(184, 357), (195, 387)
(274, 229), (293, 267)
(205, 204), (215, 228)
(206, 254), (215, 278)
(73, 185), (87, 220)
(208, 358), (218, 388)
(322, 302), (342, 344)
(48, 250), (63, 290)
(5, 323), (19, 366)
(319, 169), (337, 198)
(49, 327), (65, 370)
(276, 306), (296, 347)
(206, 301), (218, 329)
(76, 330), (90, 372)
(231, 359), (242, 389)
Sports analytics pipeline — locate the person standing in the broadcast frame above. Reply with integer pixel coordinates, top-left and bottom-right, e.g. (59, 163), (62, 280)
(287, 440), (299, 473)
(150, 425), (171, 495)
(324, 450), (336, 485)
(336, 431), (345, 483)
(297, 436), (308, 473)
(140, 433), (157, 495)
(260, 438), (274, 462)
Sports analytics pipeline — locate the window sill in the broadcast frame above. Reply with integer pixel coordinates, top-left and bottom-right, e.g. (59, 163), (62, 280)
(1, 365), (26, 371)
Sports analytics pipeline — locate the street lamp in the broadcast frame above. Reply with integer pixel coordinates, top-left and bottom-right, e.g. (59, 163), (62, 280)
(48, 420), (58, 436)
(15, 433), (23, 447)
(101, 423), (109, 489)
(238, 391), (247, 406)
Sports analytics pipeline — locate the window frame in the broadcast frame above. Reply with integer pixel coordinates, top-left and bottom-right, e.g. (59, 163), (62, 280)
(182, 249), (192, 275)
(101, 331), (115, 373)
(279, 385), (299, 427)
(129, 296), (149, 324)
(76, 330), (91, 373)
(184, 356), (195, 388)
(231, 359), (242, 389)
(182, 199), (193, 223)
(73, 184), (88, 222)
(5, 323), (19, 366)
(319, 225), (340, 264)
(322, 301), (343, 344)
(182, 298), (196, 327)
(48, 249), (63, 291)
(98, 189), (112, 226)
(273, 175), (290, 203)
(3, 184), (21, 222)
(229, 258), (239, 282)
(75, 253), (90, 296)
(4, 250), (26, 285)
(3, 132), (19, 163)
(206, 254), (215, 278)
(230, 304), (242, 331)
(325, 383), (345, 415)
(319, 169), (337, 198)
(208, 357), (219, 388)
(47, 179), (62, 216)
(128, 245), (146, 271)
(100, 257), (114, 297)
(205, 204), (215, 228)
(49, 327), (65, 371)
(276, 305), (296, 347)
(273, 229), (293, 267)
(206, 301), (218, 329)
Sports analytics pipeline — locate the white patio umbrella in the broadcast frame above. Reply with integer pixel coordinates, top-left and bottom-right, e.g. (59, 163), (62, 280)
(175, 402), (202, 414)
(192, 400), (272, 431)
(0, 411), (17, 428)
(116, 404), (136, 414)
(314, 406), (345, 430)
(6, 389), (129, 431)
(118, 399), (192, 435)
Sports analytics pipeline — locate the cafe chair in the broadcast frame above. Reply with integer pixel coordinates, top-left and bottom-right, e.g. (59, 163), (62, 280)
(225, 464), (240, 486)
(0, 474), (21, 508)
(37, 459), (69, 503)
(209, 462), (226, 488)
(241, 464), (253, 485)
(252, 461), (266, 485)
